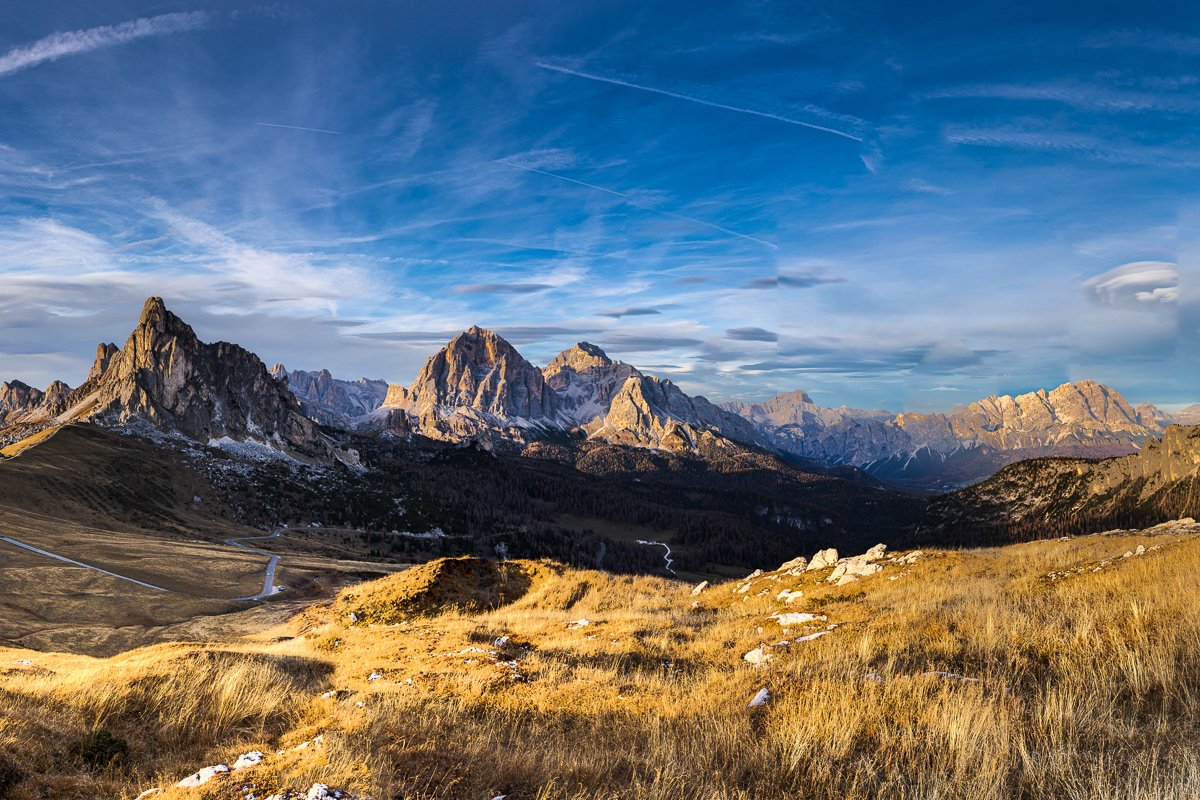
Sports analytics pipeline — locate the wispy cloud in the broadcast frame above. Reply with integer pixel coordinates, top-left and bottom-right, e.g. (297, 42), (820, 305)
(496, 159), (778, 249)
(535, 61), (863, 142)
(922, 81), (1199, 114)
(451, 282), (554, 295)
(0, 12), (210, 78)
(944, 127), (1200, 168)
(726, 326), (778, 342)
(600, 307), (661, 318)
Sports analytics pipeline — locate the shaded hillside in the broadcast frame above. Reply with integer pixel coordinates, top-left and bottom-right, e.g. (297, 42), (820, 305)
(922, 424), (1200, 543)
(0, 423), (925, 579)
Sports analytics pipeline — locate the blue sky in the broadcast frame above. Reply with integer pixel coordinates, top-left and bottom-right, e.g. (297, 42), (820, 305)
(0, 1), (1194, 411)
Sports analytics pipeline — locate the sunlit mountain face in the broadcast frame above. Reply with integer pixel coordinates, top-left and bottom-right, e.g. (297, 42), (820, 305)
(0, 1), (1194, 416)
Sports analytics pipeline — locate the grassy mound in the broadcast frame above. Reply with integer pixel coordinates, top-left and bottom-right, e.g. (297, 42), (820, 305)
(337, 556), (532, 623)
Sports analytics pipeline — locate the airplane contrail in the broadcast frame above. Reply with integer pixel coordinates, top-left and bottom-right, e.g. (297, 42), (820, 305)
(255, 122), (342, 135)
(536, 62), (862, 143)
(496, 159), (778, 249)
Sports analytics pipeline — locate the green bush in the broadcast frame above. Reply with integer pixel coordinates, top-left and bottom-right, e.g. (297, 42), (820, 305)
(81, 729), (128, 769)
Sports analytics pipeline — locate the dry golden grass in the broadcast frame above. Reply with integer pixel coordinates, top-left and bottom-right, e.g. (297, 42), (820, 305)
(3, 527), (1200, 799)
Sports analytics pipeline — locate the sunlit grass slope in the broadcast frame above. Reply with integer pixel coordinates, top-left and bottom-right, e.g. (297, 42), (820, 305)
(2, 521), (1199, 799)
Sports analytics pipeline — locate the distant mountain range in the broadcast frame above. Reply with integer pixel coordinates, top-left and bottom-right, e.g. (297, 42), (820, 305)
(1, 297), (1195, 490)
(725, 383), (1195, 489)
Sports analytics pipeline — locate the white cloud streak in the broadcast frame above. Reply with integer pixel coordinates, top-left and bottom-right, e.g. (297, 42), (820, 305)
(536, 61), (863, 142)
(255, 122), (343, 135)
(0, 12), (210, 78)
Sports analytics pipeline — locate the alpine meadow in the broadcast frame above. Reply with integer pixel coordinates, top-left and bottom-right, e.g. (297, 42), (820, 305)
(0, 2), (1196, 799)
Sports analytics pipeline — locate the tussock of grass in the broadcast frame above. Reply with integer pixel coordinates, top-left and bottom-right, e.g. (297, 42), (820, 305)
(3, 528), (1200, 798)
(337, 556), (534, 623)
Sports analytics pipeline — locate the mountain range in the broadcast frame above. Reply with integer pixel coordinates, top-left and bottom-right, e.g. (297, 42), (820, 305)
(1, 297), (1195, 492)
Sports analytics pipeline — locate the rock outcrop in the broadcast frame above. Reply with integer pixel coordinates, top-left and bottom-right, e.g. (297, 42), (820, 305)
(43, 298), (330, 457)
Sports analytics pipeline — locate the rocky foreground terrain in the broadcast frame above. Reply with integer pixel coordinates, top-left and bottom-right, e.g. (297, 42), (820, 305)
(2, 519), (1199, 799)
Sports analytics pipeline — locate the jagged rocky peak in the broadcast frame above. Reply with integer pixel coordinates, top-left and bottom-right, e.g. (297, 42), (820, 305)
(56, 296), (330, 456)
(0, 380), (43, 423)
(389, 326), (557, 419)
(41, 380), (71, 409)
(724, 389), (890, 430)
(545, 341), (617, 374)
(87, 342), (121, 383)
(593, 374), (770, 453)
(272, 364), (388, 427)
(544, 342), (643, 427)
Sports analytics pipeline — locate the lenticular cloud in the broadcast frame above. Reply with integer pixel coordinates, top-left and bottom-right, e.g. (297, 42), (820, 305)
(1082, 261), (1178, 308)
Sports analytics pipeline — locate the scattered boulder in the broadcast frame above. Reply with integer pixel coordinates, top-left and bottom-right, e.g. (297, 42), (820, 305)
(566, 618), (591, 629)
(863, 543), (887, 561)
(232, 751), (264, 770)
(770, 612), (826, 627)
(691, 580), (709, 596)
(828, 558), (882, 584)
(743, 647), (774, 666)
(775, 589), (803, 604)
(806, 548), (838, 571)
(777, 556), (808, 572)
(177, 764), (229, 788)
(749, 687), (771, 707)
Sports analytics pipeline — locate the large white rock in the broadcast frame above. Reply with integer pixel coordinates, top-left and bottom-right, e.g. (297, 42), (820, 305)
(863, 543), (887, 561)
(806, 548), (838, 571)
(232, 751), (264, 770)
(777, 556), (808, 572)
(771, 612), (826, 626)
(691, 580), (709, 596)
(775, 589), (804, 604)
(828, 558), (882, 584)
(743, 647), (774, 666)
(177, 764), (229, 788)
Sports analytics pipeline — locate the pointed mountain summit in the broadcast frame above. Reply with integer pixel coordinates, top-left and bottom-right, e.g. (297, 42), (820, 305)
(592, 374), (772, 452)
(543, 342), (643, 427)
(44, 297), (330, 456)
(382, 326), (558, 441)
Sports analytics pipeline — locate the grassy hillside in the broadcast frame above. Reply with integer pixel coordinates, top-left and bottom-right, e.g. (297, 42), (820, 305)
(2, 520), (1199, 798)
